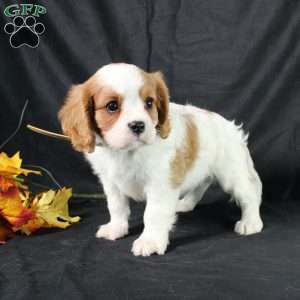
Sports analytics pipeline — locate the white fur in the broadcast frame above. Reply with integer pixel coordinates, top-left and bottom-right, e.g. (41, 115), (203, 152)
(85, 64), (263, 256)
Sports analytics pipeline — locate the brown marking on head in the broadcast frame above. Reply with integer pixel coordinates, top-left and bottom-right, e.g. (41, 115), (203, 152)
(139, 70), (171, 138)
(170, 115), (199, 188)
(93, 88), (122, 133)
(58, 74), (123, 153)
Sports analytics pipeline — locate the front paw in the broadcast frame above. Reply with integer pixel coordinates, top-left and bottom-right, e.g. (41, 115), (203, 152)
(95, 222), (128, 240)
(131, 234), (168, 256)
(234, 217), (263, 235)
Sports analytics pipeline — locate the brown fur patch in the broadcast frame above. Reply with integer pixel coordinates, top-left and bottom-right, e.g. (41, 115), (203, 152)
(93, 87), (122, 133)
(170, 115), (199, 188)
(139, 70), (171, 138)
(58, 74), (123, 153)
(139, 73), (159, 124)
(58, 82), (96, 153)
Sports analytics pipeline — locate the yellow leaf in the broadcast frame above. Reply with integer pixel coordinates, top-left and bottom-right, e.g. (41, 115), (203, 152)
(32, 188), (80, 229)
(0, 152), (41, 177)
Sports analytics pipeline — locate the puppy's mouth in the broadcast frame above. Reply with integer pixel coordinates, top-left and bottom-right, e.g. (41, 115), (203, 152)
(125, 135), (147, 147)
(120, 134), (154, 151)
(133, 130), (157, 145)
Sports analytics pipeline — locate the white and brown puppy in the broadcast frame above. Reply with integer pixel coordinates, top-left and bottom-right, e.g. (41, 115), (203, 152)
(59, 63), (263, 256)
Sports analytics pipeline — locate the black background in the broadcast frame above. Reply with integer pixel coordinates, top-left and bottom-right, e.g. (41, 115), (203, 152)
(0, 1), (300, 299)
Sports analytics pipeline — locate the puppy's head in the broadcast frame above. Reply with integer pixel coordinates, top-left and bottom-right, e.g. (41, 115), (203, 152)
(58, 63), (170, 152)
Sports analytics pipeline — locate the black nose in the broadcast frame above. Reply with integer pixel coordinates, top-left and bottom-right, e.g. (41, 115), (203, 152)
(128, 121), (145, 135)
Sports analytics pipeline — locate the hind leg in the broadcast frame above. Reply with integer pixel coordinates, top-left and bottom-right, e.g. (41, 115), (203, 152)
(176, 178), (212, 213)
(217, 148), (263, 235)
(233, 174), (263, 235)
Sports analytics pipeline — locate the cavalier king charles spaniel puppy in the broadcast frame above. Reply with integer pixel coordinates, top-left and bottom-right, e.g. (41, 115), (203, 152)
(58, 63), (263, 256)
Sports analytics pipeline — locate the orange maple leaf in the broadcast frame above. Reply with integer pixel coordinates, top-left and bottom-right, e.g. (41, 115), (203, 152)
(0, 178), (34, 231)
(21, 216), (44, 235)
(0, 176), (15, 192)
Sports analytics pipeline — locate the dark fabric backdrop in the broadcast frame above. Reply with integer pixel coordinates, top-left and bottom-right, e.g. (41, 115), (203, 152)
(0, 1), (300, 299)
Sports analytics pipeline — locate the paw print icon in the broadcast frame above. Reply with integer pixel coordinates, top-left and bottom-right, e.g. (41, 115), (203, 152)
(4, 16), (45, 48)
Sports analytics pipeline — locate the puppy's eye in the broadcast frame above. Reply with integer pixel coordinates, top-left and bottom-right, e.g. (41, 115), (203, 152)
(145, 97), (154, 109)
(106, 100), (119, 113)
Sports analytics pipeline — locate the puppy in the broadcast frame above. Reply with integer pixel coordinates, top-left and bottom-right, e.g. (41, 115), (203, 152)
(58, 63), (263, 256)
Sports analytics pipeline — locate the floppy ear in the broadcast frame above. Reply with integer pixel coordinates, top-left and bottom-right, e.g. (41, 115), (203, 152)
(58, 84), (96, 153)
(153, 72), (171, 138)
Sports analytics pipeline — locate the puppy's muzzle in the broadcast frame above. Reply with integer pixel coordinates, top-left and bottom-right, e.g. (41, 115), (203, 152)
(128, 121), (145, 135)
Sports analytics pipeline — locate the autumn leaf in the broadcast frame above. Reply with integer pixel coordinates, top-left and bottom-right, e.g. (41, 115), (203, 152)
(29, 188), (80, 230)
(0, 150), (80, 242)
(0, 176), (18, 198)
(0, 152), (41, 178)
(0, 178), (34, 231)
(0, 176), (15, 192)
(21, 216), (44, 235)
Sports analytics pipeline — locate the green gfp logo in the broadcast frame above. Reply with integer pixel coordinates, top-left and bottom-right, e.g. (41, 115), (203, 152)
(4, 4), (47, 17)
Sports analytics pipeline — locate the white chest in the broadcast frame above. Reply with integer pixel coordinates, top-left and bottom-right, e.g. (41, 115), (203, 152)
(87, 149), (149, 201)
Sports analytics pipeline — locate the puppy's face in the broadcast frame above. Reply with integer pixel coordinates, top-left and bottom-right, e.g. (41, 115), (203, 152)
(58, 63), (170, 152)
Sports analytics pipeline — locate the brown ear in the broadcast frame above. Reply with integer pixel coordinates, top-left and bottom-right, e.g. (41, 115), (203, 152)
(58, 84), (96, 153)
(153, 72), (171, 138)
